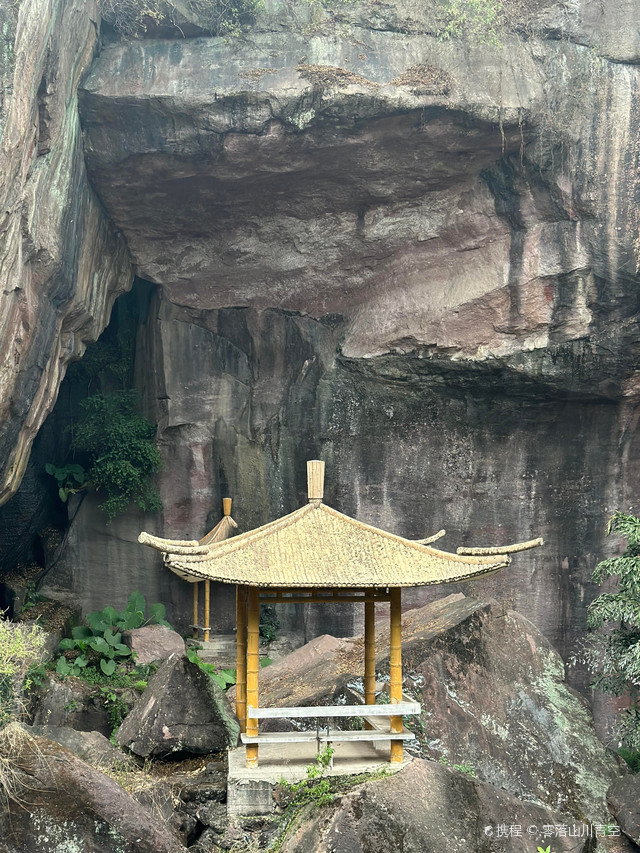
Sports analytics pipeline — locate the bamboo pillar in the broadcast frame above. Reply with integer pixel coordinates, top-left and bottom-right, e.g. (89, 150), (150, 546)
(204, 580), (211, 642)
(364, 589), (376, 730)
(235, 585), (247, 733)
(389, 587), (403, 763)
(192, 582), (199, 639)
(246, 585), (260, 767)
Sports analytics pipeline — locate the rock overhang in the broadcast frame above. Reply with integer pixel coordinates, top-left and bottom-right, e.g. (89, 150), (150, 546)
(77, 16), (640, 393)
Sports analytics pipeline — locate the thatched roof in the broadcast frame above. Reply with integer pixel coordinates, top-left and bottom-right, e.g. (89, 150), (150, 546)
(139, 498), (237, 553)
(136, 461), (539, 587)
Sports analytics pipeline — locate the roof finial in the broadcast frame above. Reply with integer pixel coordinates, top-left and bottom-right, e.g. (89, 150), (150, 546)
(223, 497), (232, 516)
(307, 460), (325, 502)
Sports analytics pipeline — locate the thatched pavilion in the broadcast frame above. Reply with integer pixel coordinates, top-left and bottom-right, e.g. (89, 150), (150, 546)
(140, 461), (541, 769)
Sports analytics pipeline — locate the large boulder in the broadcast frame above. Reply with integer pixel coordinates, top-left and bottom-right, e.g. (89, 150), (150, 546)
(115, 653), (240, 758)
(608, 776), (640, 846)
(122, 624), (186, 664)
(279, 758), (589, 853)
(0, 727), (185, 853)
(256, 594), (620, 822)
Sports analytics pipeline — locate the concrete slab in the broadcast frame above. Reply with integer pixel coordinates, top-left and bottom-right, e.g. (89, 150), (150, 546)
(226, 741), (412, 816)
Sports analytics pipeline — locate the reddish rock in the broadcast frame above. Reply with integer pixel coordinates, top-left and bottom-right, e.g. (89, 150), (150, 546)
(122, 624), (186, 664)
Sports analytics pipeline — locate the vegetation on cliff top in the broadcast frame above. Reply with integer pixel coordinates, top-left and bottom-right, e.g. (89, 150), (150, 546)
(99, 0), (263, 37)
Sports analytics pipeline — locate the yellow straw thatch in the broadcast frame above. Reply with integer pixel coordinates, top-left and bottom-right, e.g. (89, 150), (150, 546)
(141, 501), (512, 588)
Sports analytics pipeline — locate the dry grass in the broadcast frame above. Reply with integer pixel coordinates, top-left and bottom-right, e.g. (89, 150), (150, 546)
(297, 65), (378, 89)
(388, 64), (452, 96)
(0, 722), (40, 808)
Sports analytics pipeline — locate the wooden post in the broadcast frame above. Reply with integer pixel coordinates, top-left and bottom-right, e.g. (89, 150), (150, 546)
(235, 585), (247, 733)
(246, 585), (260, 767)
(364, 590), (375, 730)
(192, 582), (199, 639)
(204, 580), (211, 643)
(307, 460), (325, 501)
(389, 587), (403, 763)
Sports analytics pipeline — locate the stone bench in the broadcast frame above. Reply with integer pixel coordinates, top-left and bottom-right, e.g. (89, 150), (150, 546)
(240, 702), (420, 764)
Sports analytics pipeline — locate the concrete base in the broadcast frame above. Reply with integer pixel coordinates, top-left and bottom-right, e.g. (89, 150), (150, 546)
(227, 740), (412, 816)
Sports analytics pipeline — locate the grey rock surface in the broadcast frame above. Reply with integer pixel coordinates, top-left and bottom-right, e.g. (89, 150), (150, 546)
(278, 757), (587, 853)
(608, 775), (640, 845)
(29, 674), (111, 737)
(29, 724), (125, 770)
(115, 653), (240, 758)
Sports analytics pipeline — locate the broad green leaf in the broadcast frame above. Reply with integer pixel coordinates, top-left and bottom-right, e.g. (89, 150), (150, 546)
(210, 673), (226, 690)
(56, 656), (71, 676)
(58, 638), (76, 651)
(74, 656), (88, 668)
(88, 636), (110, 653)
(149, 602), (166, 624)
(100, 659), (116, 676)
(71, 626), (93, 640)
(104, 629), (122, 647)
(127, 591), (146, 615)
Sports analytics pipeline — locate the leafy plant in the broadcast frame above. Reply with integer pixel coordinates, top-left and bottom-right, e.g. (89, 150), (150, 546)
(438, 755), (475, 776)
(100, 687), (130, 733)
(278, 747), (335, 808)
(44, 463), (87, 503)
(583, 511), (640, 748)
(440, 0), (506, 46)
(186, 647), (237, 691)
(55, 592), (170, 678)
(71, 391), (162, 520)
(618, 746), (640, 773)
(537, 847), (556, 853)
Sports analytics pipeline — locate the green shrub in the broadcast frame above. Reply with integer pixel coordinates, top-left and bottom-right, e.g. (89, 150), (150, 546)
(70, 390), (162, 520)
(55, 592), (170, 678)
(259, 604), (280, 642)
(186, 647), (237, 690)
(583, 511), (640, 748)
(441, 0), (506, 46)
(0, 617), (46, 727)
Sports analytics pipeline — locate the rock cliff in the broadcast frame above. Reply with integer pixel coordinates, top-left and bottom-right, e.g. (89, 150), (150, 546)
(0, 0), (132, 506)
(2, 0), (640, 740)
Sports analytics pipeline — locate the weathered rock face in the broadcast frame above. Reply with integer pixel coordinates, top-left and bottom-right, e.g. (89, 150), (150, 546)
(122, 624), (186, 664)
(32, 0), (633, 714)
(278, 758), (588, 853)
(115, 653), (240, 758)
(0, 0), (132, 507)
(0, 730), (185, 853)
(4, 0), (640, 742)
(608, 775), (640, 846)
(255, 594), (619, 822)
